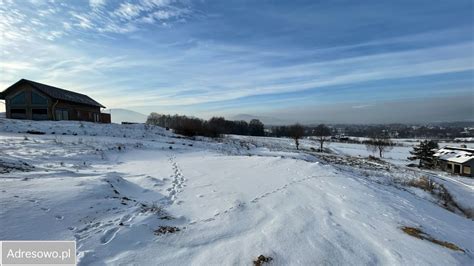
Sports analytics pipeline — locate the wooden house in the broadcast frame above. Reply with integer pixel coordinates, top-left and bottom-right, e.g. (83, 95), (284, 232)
(0, 79), (110, 123)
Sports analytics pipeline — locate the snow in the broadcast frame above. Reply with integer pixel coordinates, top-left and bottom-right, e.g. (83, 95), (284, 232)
(0, 118), (473, 265)
(329, 140), (473, 165)
(330, 142), (413, 165)
(434, 147), (474, 164)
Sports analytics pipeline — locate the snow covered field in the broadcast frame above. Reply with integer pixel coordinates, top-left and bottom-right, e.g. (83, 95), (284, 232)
(0, 118), (473, 265)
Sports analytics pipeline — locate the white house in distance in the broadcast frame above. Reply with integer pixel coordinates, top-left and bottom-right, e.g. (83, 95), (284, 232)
(434, 146), (474, 177)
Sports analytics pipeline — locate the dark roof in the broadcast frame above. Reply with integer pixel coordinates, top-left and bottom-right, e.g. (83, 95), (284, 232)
(0, 79), (105, 108)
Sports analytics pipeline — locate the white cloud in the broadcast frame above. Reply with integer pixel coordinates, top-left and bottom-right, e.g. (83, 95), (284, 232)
(114, 2), (142, 20)
(72, 13), (94, 29)
(90, 0), (106, 9)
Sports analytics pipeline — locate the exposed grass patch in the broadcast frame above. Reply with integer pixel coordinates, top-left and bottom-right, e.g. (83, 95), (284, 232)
(154, 226), (180, 235)
(407, 176), (435, 192)
(140, 202), (162, 214)
(253, 255), (273, 266)
(401, 226), (464, 252)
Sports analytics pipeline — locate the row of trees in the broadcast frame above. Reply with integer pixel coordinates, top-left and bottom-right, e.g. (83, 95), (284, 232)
(278, 124), (398, 158)
(339, 123), (472, 139)
(146, 113), (265, 137)
(287, 124), (332, 151)
(146, 112), (442, 167)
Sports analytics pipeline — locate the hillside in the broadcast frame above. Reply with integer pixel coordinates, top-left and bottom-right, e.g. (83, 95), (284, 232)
(0, 118), (472, 265)
(105, 109), (148, 124)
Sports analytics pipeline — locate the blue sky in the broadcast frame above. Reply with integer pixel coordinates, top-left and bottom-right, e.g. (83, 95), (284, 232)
(0, 0), (473, 123)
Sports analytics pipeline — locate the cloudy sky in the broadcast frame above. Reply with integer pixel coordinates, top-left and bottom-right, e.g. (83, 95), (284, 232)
(0, 0), (473, 124)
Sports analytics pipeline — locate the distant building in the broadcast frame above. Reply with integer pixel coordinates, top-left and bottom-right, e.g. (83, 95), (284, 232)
(434, 146), (474, 177)
(0, 79), (110, 123)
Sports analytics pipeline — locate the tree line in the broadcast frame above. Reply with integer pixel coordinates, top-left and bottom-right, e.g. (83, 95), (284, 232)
(145, 113), (446, 167)
(146, 113), (265, 137)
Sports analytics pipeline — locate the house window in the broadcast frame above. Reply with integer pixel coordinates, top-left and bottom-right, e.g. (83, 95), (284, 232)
(10, 108), (26, 119)
(464, 166), (471, 175)
(32, 92), (48, 105)
(10, 92), (26, 105)
(32, 108), (48, 120)
(447, 163), (452, 170)
(55, 109), (69, 120)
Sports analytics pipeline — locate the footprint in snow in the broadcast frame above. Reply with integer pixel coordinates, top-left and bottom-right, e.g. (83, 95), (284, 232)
(100, 227), (120, 245)
(55, 215), (64, 220)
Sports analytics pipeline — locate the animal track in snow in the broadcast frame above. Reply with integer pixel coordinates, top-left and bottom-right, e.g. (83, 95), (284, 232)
(195, 200), (246, 224)
(251, 175), (318, 203)
(100, 227), (120, 245)
(166, 155), (186, 204)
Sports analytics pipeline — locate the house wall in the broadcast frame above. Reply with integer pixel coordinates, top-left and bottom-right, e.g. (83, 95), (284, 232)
(4, 83), (52, 120)
(441, 159), (474, 178)
(54, 101), (101, 122)
(462, 159), (474, 177)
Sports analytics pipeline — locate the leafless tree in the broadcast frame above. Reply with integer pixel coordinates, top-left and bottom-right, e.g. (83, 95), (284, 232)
(313, 124), (331, 152)
(365, 134), (394, 158)
(289, 124), (305, 150)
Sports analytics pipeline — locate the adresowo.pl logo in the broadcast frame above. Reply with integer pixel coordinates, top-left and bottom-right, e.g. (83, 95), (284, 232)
(1, 241), (76, 265)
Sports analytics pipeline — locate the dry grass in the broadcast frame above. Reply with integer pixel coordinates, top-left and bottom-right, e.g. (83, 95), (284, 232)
(407, 176), (435, 192)
(154, 226), (180, 235)
(401, 226), (464, 252)
(140, 202), (162, 214)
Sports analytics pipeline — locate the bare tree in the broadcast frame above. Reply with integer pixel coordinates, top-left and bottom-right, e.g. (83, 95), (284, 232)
(365, 134), (394, 158)
(289, 124), (305, 150)
(313, 124), (331, 152)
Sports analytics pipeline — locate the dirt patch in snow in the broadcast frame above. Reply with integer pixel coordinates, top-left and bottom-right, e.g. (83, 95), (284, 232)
(401, 226), (464, 252)
(0, 158), (34, 173)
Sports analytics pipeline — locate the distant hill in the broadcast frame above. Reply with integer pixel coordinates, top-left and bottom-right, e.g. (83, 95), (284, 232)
(104, 109), (148, 124)
(230, 114), (288, 125)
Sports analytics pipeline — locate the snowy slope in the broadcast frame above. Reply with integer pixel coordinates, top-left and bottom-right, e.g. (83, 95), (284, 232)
(104, 109), (148, 124)
(0, 118), (473, 265)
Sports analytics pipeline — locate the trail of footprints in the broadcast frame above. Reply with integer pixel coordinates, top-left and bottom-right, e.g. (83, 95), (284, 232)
(166, 155), (186, 205)
(14, 195), (66, 222)
(196, 175), (319, 224)
(14, 160), (318, 245)
(250, 175), (318, 203)
(74, 208), (141, 246)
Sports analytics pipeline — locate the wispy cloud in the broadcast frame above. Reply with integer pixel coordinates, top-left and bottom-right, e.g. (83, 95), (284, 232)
(89, 0), (106, 9)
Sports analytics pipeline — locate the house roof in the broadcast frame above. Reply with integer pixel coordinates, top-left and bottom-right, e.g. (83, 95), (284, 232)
(0, 79), (105, 108)
(434, 146), (474, 164)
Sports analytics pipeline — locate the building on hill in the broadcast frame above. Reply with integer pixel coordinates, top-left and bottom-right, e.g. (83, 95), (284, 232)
(0, 79), (110, 123)
(434, 146), (474, 177)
